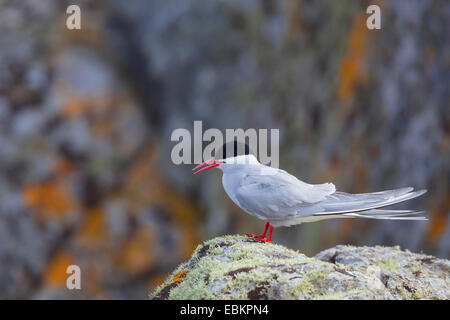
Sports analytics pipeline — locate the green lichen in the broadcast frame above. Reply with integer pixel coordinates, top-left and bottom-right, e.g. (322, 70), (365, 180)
(411, 283), (434, 299)
(377, 259), (398, 272)
(151, 234), (325, 299)
(397, 284), (411, 299)
(291, 268), (332, 298)
(410, 261), (424, 276)
(391, 278), (435, 300)
(375, 245), (401, 251)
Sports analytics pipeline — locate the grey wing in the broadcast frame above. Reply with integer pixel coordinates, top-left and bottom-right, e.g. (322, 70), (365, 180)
(234, 169), (335, 220)
(234, 167), (427, 223)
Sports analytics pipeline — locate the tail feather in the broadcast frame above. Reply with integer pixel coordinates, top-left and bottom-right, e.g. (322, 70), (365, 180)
(312, 188), (427, 216)
(268, 187), (428, 227)
(343, 209), (427, 221)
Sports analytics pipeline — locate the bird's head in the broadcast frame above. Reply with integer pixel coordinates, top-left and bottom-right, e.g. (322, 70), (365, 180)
(193, 141), (258, 174)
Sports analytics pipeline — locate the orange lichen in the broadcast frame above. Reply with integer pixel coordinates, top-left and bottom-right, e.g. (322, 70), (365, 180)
(113, 228), (155, 274)
(337, 12), (370, 103)
(44, 251), (75, 287)
(23, 181), (75, 220)
(172, 270), (188, 283)
(427, 194), (449, 242)
(428, 214), (447, 242)
(76, 207), (109, 246)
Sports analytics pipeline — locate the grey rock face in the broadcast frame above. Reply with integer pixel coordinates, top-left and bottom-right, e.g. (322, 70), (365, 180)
(151, 235), (450, 300)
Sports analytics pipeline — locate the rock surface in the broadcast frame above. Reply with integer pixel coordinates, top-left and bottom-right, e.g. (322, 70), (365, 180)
(150, 235), (450, 300)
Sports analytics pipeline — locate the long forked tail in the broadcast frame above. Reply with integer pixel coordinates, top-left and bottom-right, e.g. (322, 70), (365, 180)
(312, 187), (427, 220)
(343, 209), (427, 220)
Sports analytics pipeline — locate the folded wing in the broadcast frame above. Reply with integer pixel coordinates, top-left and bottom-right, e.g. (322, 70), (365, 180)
(234, 169), (426, 223)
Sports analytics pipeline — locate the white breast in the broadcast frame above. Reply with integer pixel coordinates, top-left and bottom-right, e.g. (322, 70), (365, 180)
(221, 171), (243, 208)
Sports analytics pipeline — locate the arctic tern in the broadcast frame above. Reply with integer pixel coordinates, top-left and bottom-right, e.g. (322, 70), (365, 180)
(193, 150), (427, 242)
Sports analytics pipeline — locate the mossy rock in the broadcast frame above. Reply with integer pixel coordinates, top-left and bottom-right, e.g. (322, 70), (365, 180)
(150, 235), (450, 300)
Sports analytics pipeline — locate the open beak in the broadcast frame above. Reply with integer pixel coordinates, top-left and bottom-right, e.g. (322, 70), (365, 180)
(192, 158), (225, 174)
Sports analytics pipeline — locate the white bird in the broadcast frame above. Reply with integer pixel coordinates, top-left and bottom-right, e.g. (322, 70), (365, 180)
(193, 151), (427, 242)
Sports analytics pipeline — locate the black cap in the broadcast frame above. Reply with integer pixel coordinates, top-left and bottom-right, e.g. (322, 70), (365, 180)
(217, 140), (252, 159)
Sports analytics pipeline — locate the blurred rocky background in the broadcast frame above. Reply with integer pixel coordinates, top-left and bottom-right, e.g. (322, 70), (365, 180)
(0, 0), (448, 299)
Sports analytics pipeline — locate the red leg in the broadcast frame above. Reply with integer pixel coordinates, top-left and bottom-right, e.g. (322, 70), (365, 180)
(259, 225), (273, 242)
(247, 222), (269, 239)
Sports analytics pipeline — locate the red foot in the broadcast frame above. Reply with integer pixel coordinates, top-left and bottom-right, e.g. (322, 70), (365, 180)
(247, 223), (273, 242)
(247, 222), (269, 239)
(247, 234), (265, 239)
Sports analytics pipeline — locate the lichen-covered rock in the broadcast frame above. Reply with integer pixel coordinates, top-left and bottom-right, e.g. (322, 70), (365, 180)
(150, 235), (450, 300)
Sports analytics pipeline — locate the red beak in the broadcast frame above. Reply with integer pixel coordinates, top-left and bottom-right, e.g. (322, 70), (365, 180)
(193, 158), (225, 174)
